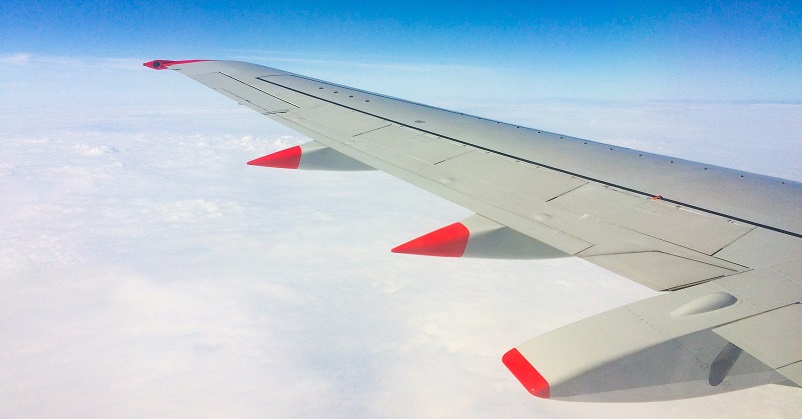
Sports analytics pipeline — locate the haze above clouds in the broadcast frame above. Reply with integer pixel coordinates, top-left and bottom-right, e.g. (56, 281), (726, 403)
(2, 1), (802, 417)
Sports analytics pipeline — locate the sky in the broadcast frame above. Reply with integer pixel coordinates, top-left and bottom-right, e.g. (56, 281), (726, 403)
(2, 0), (802, 101)
(2, 1), (802, 418)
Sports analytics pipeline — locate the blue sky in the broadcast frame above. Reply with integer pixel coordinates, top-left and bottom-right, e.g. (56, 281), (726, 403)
(2, 0), (801, 100)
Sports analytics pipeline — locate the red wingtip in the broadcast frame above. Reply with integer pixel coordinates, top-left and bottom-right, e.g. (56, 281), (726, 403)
(391, 222), (470, 257)
(502, 348), (550, 398)
(143, 59), (211, 70)
(247, 146), (302, 169)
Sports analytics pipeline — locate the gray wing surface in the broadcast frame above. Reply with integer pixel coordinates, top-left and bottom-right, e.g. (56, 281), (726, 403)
(146, 59), (802, 402)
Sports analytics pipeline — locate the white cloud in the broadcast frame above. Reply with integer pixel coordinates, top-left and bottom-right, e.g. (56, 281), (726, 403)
(0, 53), (31, 64)
(73, 143), (118, 156)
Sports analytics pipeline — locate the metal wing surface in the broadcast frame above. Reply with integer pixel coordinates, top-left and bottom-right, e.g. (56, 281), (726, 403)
(145, 59), (802, 402)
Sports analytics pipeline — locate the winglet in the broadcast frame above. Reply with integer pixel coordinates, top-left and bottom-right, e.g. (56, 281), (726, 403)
(143, 59), (211, 70)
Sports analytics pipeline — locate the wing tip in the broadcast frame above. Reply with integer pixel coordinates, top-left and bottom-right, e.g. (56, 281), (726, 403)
(502, 348), (550, 399)
(143, 59), (211, 70)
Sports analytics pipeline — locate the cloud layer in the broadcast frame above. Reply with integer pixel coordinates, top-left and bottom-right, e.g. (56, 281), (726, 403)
(1, 61), (801, 418)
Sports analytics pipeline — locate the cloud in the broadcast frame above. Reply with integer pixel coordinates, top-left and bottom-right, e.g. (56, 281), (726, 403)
(73, 143), (118, 156)
(0, 53), (31, 64)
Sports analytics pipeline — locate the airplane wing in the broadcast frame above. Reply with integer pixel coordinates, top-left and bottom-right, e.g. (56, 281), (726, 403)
(144, 59), (802, 402)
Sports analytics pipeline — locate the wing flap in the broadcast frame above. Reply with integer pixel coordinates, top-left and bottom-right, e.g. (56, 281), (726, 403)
(433, 150), (588, 202)
(715, 228), (802, 269)
(353, 124), (471, 165)
(584, 251), (737, 291)
(713, 304), (802, 371)
(552, 184), (754, 255)
(285, 104), (391, 137)
(776, 362), (802, 387)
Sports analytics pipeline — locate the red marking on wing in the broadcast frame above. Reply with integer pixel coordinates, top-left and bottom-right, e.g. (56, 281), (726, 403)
(143, 59), (211, 70)
(247, 146), (302, 169)
(502, 348), (550, 398)
(391, 222), (469, 257)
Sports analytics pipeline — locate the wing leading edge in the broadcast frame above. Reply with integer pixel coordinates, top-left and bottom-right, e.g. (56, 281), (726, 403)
(146, 59), (802, 401)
